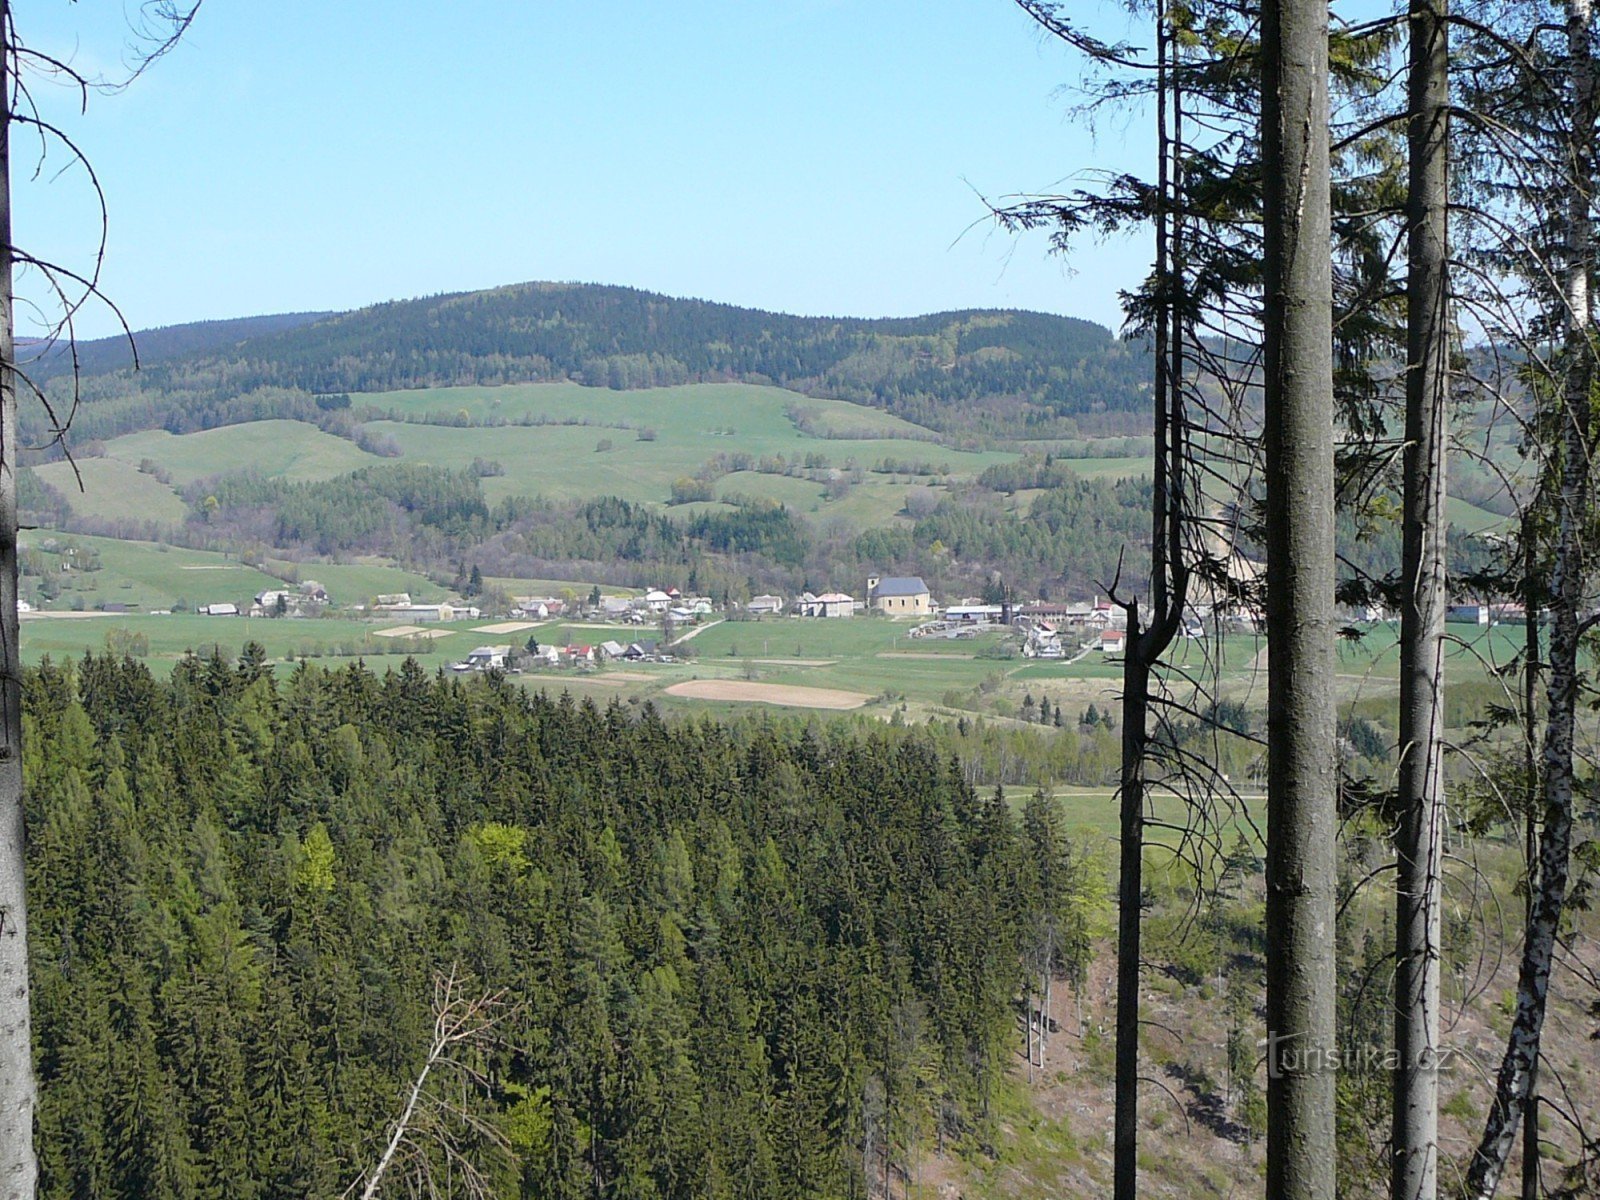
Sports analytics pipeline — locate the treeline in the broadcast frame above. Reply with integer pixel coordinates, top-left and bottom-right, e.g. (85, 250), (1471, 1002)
(26, 652), (1083, 1198)
(31, 283), (1152, 444)
(183, 461), (1162, 601)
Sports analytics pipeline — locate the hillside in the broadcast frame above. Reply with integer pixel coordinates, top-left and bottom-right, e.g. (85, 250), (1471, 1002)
(22, 311), (332, 383)
(29, 283), (1152, 447)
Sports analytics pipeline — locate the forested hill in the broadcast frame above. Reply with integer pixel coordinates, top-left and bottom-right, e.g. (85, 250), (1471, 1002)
(24, 311), (332, 384)
(28, 652), (1038, 1199)
(42, 283), (1151, 441)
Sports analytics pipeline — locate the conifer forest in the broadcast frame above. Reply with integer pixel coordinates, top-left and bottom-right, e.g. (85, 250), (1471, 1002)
(3, 2), (1600, 1199)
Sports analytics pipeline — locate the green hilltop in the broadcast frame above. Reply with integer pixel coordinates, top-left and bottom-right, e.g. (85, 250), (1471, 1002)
(27, 282), (1151, 449)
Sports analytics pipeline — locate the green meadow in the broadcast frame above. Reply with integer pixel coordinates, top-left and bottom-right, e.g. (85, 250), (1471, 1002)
(33, 457), (189, 526)
(44, 383), (1019, 534)
(106, 420), (388, 484)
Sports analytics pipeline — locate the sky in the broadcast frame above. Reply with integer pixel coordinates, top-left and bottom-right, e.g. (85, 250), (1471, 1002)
(13, 2), (1161, 342)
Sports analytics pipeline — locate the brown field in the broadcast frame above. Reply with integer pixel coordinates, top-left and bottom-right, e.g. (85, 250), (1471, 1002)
(664, 679), (872, 709)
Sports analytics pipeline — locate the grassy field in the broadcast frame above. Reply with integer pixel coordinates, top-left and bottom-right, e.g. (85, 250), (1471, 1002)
(33, 457), (189, 526)
(105, 420), (387, 484)
(366, 411), (1011, 522)
(51, 382), (1013, 534)
(20, 532), (285, 613)
(359, 380), (935, 439)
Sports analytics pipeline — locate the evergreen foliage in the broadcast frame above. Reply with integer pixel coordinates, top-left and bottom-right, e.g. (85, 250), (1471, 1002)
(25, 651), (1055, 1199)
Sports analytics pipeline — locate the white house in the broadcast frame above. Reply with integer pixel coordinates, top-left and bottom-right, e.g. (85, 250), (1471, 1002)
(1100, 628), (1126, 655)
(798, 591), (855, 618)
(201, 602), (239, 617)
(644, 589), (673, 613)
(458, 645), (510, 672)
(747, 594), (784, 616)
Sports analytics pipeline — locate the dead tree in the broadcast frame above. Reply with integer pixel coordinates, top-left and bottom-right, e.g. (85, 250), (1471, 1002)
(350, 965), (514, 1200)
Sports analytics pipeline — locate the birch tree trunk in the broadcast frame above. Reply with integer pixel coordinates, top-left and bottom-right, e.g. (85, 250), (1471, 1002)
(0, 5), (37, 1194)
(1261, 2), (1339, 1198)
(1466, 3), (1595, 1194)
(1392, 4), (1449, 1199)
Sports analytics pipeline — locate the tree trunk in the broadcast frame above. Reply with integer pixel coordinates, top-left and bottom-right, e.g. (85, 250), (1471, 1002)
(0, 4), (38, 1194)
(1521, 516), (1541, 1200)
(1261, 2), (1339, 1199)
(1466, 4), (1595, 1194)
(1114, 647), (1149, 1200)
(1393, 4), (1449, 1199)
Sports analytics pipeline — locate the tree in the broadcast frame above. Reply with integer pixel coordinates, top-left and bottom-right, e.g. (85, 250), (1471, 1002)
(353, 966), (514, 1200)
(1392, 3), (1450, 1198)
(1261, 3), (1339, 1200)
(0, 6), (201, 1189)
(1458, 3), (1599, 1194)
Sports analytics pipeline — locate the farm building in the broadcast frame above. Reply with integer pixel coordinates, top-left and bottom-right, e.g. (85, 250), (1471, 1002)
(797, 592), (855, 618)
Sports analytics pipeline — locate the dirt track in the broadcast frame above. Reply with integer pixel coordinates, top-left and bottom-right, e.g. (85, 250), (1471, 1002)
(664, 679), (871, 709)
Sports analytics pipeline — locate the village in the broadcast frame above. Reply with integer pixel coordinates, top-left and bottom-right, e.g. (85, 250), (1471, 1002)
(163, 568), (1524, 679)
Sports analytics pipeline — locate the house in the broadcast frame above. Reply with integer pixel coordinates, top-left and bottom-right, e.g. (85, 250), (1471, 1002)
(600, 596), (634, 619)
(747, 594), (784, 616)
(1100, 628), (1126, 655)
(624, 640), (660, 660)
(456, 645), (510, 672)
(514, 598), (551, 620)
(644, 589), (673, 613)
(1023, 622), (1065, 658)
(99, 602), (132, 615)
(867, 576), (933, 616)
(797, 591), (855, 618)
(1446, 603), (1490, 626)
(374, 593), (411, 608)
(252, 588), (317, 617)
(201, 602), (239, 617)
(528, 644), (562, 666)
(300, 580), (330, 604)
(1050, 601), (1096, 626)
(598, 640), (627, 660)
(565, 645), (597, 663)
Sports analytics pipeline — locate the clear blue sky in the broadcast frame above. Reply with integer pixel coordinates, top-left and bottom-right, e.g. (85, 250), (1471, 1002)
(14, 2), (1158, 341)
